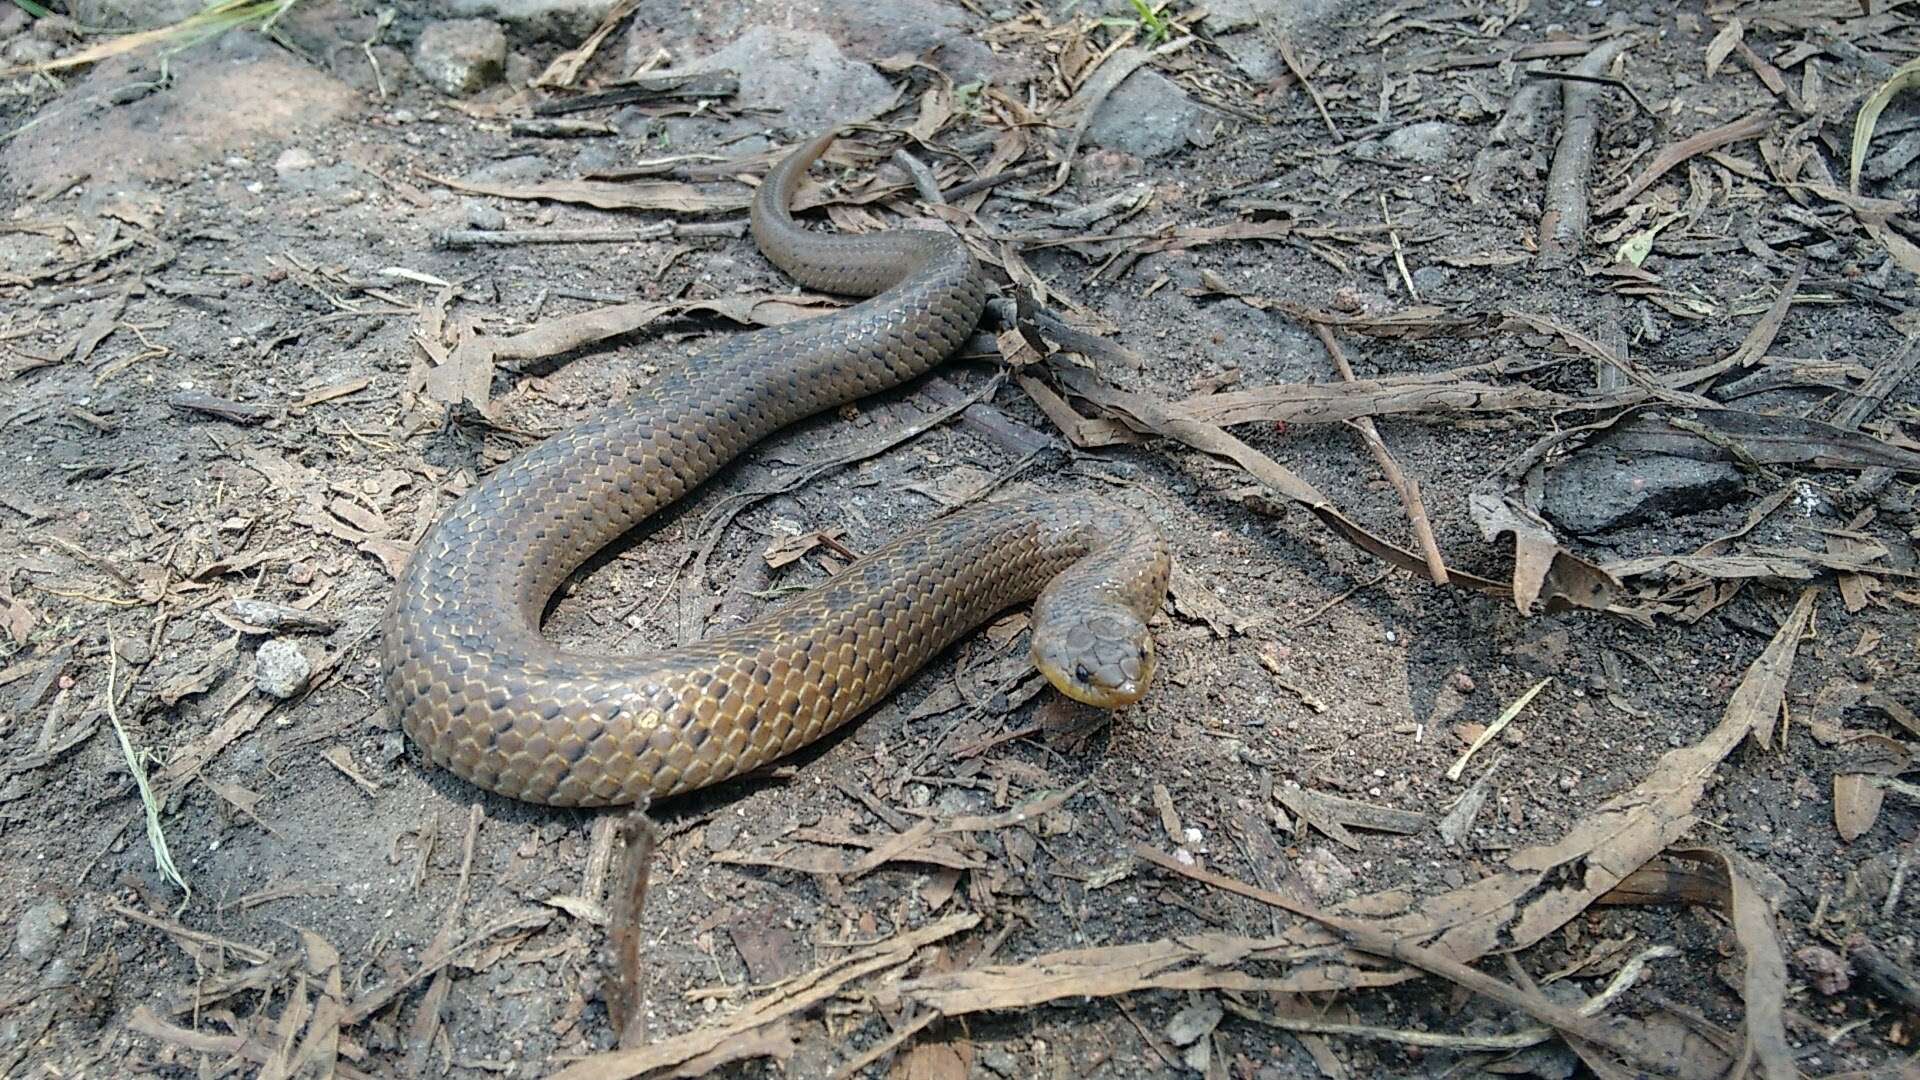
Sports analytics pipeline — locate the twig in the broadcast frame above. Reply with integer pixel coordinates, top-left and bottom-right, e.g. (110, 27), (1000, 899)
(1522, 68), (1655, 118)
(1310, 323), (1447, 584)
(1446, 677), (1550, 781)
(1225, 945), (1673, 1049)
(529, 69), (741, 115)
(106, 629), (188, 903)
(1379, 194), (1418, 301)
(1273, 33), (1342, 140)
(940, 160), (1049, 201)
(826, 1011), (938, 1080)
(509, 117), (618, 138)
(1537, 39), (1629, 268)
(608, 806), (660, 1048)
(1131, 844), (1659, 1071)
(686, 373), (1007, 592)
(1293, 569), (1393, 628)
(435, 222), (744, 248)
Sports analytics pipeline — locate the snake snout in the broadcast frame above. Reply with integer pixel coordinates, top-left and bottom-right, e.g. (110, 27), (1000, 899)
(1031, 606), (1156, 708)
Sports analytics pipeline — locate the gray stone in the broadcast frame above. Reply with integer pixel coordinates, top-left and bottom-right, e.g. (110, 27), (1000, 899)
(1540, 452), (1746, 536)
(442, 0), (621, 38)
(465, 154), (548, 184)
(0, 5), (29, 38)
(1411, 264), (1450, 292)
(1201, 0), (1342, 33)
(465, 200), (507, 230)
(272, 146), (317, 173)
(414, 18), (507, 96)
(254, 638), (312, 699)
(683, 27), (891, 136)
(66, 0), (203, 29)
(1383, 120), (1462, 164)
(1085, 69), (1206, 158)
(1297, 845), (1355, 899)
(622, 0), (1009, 87)
(978, 1046), (1019, 1076)
(1216, 31), (1280, 81)
(14, 900), (68, 962)
(2, 34), (54, 65)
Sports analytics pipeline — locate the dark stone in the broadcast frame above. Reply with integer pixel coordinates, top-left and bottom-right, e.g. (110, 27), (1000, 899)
(1540, 452), (1746, 536)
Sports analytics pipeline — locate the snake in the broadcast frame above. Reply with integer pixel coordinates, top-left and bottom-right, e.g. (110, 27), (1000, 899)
(379, 131), (1173, 808)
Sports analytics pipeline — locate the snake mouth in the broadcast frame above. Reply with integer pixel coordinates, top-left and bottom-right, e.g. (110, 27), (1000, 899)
(1035, 650), (1156, 709)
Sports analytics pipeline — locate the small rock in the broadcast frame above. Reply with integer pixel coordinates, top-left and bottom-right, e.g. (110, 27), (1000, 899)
(0, 5), (29, 37)
(14, 900), (69, 962)
(66, 0), (202, 29)
(1451, 671), (1476, 693)
(1086, 69), (1206, 158)
(1540, 452), (1746, 536)
(681, 26), (890, 136)
(1215, 31), (1280, 81)
(704, 817), (740, 852)
(1383, 120), (1462, 164)
(1796, 945), (1850, 995)
(230, 598), (337, 634)
(414, 18), (508, 96)
(2, 34), (55, 65)
(1410, 264), (1450, 292)
(465, 200), (508, 230)
(1164, 996), (1223, 1045)
(272, 147), (317, 173)
(254, 638), (312, 699)
(1203, 0), (1341, 33)
(978, 1046), (1019, 1076)
(442, 0), (617, 38)
(1297, 845), (1356, 899)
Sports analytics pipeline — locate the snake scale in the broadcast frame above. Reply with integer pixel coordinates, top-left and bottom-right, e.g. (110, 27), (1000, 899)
(380, 131), (1173, 807)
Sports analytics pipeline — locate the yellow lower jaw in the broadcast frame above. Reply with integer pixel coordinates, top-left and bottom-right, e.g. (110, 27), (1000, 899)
(1036, 656), (1155, 709)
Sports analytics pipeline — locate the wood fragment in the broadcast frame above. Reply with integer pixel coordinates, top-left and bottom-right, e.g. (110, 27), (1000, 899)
(531, 69), (741, 115)
(1310, 322), (1447, 583)
(607, 807), (659, 1048)
(168, 391), (276, 425)
(1537, 40), (1629, 267)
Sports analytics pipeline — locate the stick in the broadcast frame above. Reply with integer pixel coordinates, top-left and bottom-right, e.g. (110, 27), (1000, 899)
(940, 160), (1049, 201)
(1311, 323), (1449, 584)
(435, 222), (745, 248)
(1537, 39), (1629, 268)
(530, 69), (741, 115)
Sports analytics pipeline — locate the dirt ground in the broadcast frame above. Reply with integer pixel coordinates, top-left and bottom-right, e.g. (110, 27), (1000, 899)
(2, 0), (1918, 1077)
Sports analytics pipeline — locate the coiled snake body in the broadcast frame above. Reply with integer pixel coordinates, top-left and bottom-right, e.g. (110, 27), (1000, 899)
(381, 133), (1172, 807)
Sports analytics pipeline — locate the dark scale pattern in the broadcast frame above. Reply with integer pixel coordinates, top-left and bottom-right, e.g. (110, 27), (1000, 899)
(379, 133), (1173, 807)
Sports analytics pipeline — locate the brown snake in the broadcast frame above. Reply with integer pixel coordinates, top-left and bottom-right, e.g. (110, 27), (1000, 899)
(380, 132), (1172, 807)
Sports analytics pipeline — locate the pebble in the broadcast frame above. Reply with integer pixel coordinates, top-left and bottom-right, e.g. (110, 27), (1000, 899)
(1382, 120), (1462, 164)
(465, 200), (507, 230)
(413, 18), (508, 96)
(14, 901), (68, 962)
(254, 638), (312, 699)
(273, 147), (318, 173)
(1086, 69), (1205, 158)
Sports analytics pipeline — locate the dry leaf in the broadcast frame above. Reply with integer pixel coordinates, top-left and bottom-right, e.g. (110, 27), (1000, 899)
(1704, 18), (1744, 78)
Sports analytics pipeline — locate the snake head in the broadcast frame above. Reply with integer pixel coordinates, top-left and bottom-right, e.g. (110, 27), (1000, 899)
(1031, 606), (1156, 708)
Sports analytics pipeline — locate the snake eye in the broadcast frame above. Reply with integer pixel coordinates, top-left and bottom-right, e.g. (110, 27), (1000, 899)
(1074, 662), (1093, 684)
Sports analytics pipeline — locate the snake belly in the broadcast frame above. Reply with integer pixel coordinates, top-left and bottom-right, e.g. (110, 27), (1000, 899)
(380, 132), (1172, 807)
